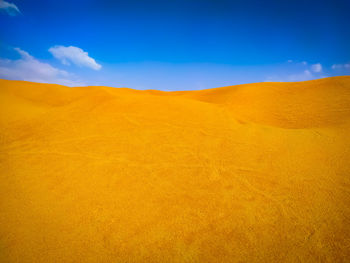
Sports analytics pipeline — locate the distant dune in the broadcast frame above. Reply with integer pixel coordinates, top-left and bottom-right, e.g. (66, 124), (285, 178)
(1, 76), (350, 262)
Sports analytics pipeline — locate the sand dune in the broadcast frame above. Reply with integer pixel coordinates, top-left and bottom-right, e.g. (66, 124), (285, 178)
(0, 77), (350, 262)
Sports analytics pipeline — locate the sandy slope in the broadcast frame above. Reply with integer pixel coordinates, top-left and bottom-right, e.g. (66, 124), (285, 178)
(0, 77), (350, 262)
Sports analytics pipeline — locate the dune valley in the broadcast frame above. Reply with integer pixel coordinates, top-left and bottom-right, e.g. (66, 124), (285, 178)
(0, 77), (350, 262)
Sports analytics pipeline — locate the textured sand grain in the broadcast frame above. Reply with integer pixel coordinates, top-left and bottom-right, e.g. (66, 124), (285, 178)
(0, 77), (350, 262)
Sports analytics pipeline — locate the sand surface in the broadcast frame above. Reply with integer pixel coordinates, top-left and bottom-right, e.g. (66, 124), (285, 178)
(1, 77), (350, 262)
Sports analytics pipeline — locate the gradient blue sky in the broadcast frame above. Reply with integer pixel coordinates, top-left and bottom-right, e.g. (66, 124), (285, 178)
(0, 0), (349, 90)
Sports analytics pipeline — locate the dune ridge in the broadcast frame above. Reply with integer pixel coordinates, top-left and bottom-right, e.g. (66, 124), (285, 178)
(0, 77), (350, 262)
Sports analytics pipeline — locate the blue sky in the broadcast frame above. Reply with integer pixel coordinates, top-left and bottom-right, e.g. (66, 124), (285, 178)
(0, 0), (349, 90)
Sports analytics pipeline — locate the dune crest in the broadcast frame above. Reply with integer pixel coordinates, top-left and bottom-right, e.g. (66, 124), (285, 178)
(1, 77), (350, 262)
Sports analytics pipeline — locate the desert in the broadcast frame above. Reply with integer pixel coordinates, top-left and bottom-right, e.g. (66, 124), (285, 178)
(1, 77), (350, 262)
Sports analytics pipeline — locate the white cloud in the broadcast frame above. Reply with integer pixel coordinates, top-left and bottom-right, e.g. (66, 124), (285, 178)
(49, 45), (102, 70)
(301, 61), (307, 65)
(0, 47), (84, 86)
(286, 69), (314, 82)
(311, 63), (322, 73)
(332, 63), (350, 70)
(331, 64), (338, 69)
(265, 70), (314, 82)
(0, 0), (20, 16)
(287, 60), (293, 63)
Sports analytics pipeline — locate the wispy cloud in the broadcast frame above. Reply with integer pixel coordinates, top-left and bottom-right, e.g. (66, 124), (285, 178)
(0, 0), (20, 16)
(288, 70), (313, 82)
(311, 63), (322, 73)
(265, 61), (328, 82)
(49, 45), (102, 70)
(0, 47), (84, 86)
(265, 69), (314, 82)
(331, 63), (350, 70)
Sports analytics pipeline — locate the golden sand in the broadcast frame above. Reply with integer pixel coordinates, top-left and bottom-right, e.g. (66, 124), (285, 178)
(0, 77), (350, 262)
